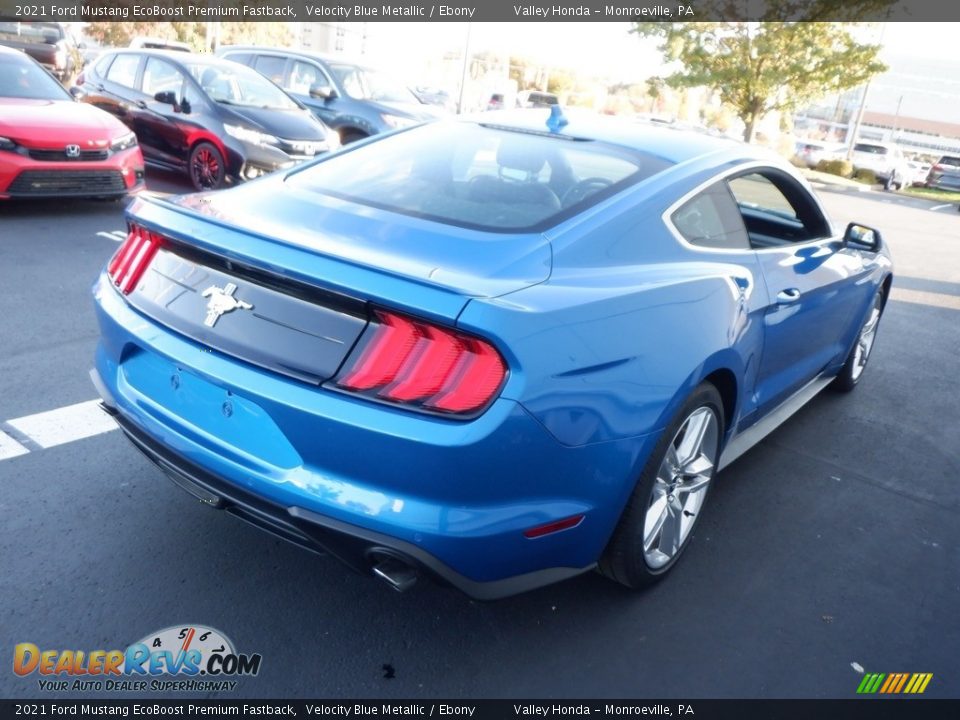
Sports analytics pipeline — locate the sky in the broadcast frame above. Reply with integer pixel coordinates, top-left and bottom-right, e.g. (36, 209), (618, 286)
(361, 21), (960, 122)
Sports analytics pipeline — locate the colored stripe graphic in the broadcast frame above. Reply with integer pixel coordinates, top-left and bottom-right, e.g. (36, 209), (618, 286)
(857, 672), (933, 694)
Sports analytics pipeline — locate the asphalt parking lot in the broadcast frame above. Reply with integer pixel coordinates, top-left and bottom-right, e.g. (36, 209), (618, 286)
(1, 172), (958, 699)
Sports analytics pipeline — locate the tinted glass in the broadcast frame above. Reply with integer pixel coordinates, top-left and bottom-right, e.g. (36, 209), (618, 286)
(728, 171), (830, 246)
(106, 54), (140, 88)
(253, 55), (287, 85)
(672, 183), (750, 250)
(289, 60), (325, 94)
(329, 63), (418, 104)
(287, 122), (671, 232)
(729, 173), (798, 221)
(854, 143), (889, 155)
(0, 54), (71, 100)
(183, 60), (297, 109)
(938, 156), (960, 168)
(142, 58), (183, 98)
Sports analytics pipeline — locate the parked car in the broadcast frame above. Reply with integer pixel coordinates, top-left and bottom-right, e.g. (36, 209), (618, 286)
(793, 139), (844, 169)
(517, 90), (559, 108)
(0, 19), (82, 83)
(412, 86), (454, 113)
(129, 37), (191, 53)
(851, 140), (909, 190)
(0, 46), (144, 200)
(905, 160), (931, 187)
(216, 46), (438, 144)
(486, 93), (506, 111)
(91, 111), (892, 598)
(925, 154), (960, 193)
(77, 50), (338, 191)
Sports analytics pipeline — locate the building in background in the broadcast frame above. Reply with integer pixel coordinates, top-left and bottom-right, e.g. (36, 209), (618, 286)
(296, 23), (369, 57)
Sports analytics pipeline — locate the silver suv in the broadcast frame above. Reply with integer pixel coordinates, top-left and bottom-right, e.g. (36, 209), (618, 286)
(926, 155), (960, 193)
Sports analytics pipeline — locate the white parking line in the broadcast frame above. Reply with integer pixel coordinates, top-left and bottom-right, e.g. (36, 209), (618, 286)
(0, 431), (29, 461)
(5, 400), (117, 454)
(929, 203), (954, 212)
(97, 230), (127, 242)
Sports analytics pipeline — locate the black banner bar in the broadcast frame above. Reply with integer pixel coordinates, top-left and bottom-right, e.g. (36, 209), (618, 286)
(2, 700), (959, 719)
(1, 0), (959, 23)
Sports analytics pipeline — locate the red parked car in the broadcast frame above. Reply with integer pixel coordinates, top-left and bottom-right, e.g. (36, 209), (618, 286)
(0, 45), (144, 200)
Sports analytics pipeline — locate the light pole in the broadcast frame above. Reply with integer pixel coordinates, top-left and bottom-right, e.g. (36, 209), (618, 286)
(456, 23), (472, 115)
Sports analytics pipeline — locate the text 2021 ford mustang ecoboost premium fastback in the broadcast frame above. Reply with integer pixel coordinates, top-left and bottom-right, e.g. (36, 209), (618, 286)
(91, 111), (892, 598)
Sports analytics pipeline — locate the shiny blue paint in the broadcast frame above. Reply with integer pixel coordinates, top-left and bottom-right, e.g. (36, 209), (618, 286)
(92, 114), (893, 593)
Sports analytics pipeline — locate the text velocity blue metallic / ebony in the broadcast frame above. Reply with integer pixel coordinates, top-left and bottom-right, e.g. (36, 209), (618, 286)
(91, 111), (893, 598)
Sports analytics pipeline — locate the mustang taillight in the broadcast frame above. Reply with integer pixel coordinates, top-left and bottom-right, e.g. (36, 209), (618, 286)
(107, 224), (163, 295)
(336, 310), (507, 416)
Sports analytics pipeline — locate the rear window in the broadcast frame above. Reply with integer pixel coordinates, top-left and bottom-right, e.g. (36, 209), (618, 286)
(854, 143), (888, 155)
(286, 122), (671, 232)
(0, 21), (63, 42)
(938, 156), (960, 168)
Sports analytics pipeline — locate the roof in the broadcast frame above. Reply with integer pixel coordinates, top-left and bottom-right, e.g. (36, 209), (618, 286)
(217, 45), (371, 69)
(465, 108), (746, 165)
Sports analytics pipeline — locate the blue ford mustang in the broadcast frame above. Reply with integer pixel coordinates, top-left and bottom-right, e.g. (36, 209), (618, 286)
(91, 111), (892, 598)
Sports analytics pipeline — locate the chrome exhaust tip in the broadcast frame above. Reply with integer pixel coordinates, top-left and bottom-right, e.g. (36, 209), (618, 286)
(371, 555), (418, 593)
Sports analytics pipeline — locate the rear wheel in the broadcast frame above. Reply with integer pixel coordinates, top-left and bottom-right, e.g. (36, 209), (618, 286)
(599, 383), (724, 588)
(832, 289), (885, 392)
(339, 129), (368, 145)
(189, 142), (226, 191)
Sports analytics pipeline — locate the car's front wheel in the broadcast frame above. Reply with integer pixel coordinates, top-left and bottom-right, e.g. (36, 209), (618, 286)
(599, 383), (724, 588)
(189, 142), (226, 191)
(832, 289), (885, 392)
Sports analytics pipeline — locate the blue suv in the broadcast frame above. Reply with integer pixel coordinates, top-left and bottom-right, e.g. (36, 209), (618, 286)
(217, 46), (440, 143)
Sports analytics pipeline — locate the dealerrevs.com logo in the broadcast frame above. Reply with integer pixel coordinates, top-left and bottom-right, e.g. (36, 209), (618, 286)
(13, 625), (262, 692)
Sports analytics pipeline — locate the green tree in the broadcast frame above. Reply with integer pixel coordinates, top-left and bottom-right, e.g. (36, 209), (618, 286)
(634, 1), (891, 142)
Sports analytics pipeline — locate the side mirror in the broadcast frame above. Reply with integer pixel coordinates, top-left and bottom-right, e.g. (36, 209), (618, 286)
(42, 31), (59, 45)
(843, 222), (882, 252)
(68, 86), (84, 100)
(154, 91), (178, 106)
(309, 84), (337, 100)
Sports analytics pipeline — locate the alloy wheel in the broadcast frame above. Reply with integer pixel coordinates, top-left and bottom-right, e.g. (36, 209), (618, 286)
(643, 406), (720, 569)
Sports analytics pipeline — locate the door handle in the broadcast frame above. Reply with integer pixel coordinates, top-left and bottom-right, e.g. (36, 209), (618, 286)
(777, 288), (801, 304)
(136, 100), (148, 109)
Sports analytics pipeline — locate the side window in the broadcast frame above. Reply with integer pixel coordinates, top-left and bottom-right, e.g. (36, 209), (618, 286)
(221, 52), (251, 66)
(106, 54), (140, 89)
(252, 55), (286, 85)
(671, 182), (750, 250)
(142, 58), (183, 98)
(727, 171), (830, 248)
(289, 60), (325, 94)
(182, 78), (205, 111)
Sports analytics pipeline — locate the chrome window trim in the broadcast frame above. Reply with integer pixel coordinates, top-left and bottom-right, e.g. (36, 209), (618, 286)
(661, 160), (841, 256)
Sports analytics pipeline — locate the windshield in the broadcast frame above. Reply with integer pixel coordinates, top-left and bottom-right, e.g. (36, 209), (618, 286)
(0, 55), (71, 100)
(287, 122), (671, 232)
(184, 61), (298, 109)
(854, 143), (889, 155)
(329, 63), (418, 104)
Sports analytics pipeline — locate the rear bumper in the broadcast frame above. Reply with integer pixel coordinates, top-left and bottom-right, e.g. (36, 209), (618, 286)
(92, 273), (653, 597)
(99, 398), (590, 600)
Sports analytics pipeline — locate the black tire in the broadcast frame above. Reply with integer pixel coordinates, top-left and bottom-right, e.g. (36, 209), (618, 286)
(339, 130), (368, 145)
(188, 141), (226, 191)
(599, 382), (724, 589)
(831, 289), (885, 392)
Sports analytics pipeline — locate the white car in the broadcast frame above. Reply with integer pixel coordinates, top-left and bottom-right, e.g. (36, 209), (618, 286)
(851, 141), (910, 190)
(794, 139), (844, 168)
